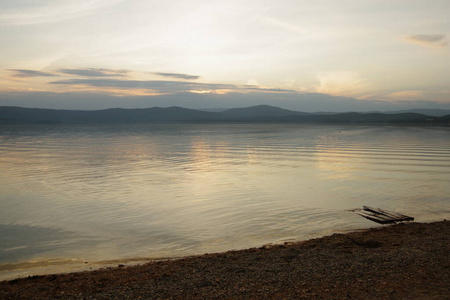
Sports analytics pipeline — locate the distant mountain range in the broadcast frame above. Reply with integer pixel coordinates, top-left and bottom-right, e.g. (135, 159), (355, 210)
(1, 105), (449, 125)
(382, 109), (450, 117)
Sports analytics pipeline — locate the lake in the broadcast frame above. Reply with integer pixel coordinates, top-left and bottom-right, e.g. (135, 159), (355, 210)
(0, 124), (449, 280)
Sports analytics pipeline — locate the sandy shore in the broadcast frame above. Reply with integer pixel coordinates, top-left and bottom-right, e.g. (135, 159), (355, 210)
(1, 220), (449, 299)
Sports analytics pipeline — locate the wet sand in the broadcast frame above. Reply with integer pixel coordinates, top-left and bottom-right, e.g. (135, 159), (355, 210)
(1, 220), (449, 299)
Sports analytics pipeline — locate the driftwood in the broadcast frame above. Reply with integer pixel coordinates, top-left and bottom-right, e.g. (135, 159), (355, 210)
(354, 206), (414, 224)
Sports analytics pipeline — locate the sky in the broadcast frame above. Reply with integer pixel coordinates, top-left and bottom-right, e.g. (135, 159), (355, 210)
(0, 0), (449, 112)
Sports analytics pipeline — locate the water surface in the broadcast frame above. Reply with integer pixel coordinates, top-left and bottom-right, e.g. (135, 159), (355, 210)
(1, 124), (449, 280)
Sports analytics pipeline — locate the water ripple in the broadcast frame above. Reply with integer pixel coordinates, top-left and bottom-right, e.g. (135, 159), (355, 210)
(0, 124), (449, 279)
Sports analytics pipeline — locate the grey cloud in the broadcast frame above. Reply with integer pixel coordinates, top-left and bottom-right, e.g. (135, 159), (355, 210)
(49, 78), (297, 94)
(243, 87), (297, 93)
(8, 69), (56, 77)
(153, 72), (200, 80)
(59, 68), (129, 77)
(50, 78), (240, 93)
(410, 34), (445, 42)
(404, 34), (447, 47)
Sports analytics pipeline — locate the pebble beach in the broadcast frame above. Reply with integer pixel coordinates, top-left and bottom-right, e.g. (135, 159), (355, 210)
(1, 220), (449, 299)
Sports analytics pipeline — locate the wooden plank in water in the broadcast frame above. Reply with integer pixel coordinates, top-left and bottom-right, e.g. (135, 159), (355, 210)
(376, 207), (414, 221)
(363, 206), (414, 222)
(354, 206), (414, 224)
(356, 210), (396, 224)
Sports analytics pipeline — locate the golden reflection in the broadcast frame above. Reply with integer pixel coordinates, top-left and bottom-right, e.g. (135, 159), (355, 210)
(181, 137), (230, 202)
(314, 145), (364, 180)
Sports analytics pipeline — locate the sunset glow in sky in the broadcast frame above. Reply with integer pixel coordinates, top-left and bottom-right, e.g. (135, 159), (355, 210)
(0, 0), (449, 111)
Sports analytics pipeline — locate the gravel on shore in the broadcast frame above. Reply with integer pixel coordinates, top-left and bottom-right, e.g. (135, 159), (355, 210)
(1, 220), (449, 299)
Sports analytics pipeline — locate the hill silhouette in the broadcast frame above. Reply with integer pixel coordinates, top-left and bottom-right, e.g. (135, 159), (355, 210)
(0, 105), (448, 125)
(384, 109), (450, 117)
(0, 106), (221, 124)
(222, 105), (309, 118)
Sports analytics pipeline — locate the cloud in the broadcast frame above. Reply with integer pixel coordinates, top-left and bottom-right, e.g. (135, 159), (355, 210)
(49, 78), (295, 95)
(386, 90), (424, 101)
(59, 68), (128, 77)
(385, 90), (450, 102)
(0, 0), (123, 25)
(246, 79), (260, 87)
(403, 34), (447, 48)
(243, 87), (296, 93)
(50, 78), (237, 94)
(152, 72), (200, 80)
(8, 69), (56, 78)
(243, 79), (296, 93)
(313, 71), (370, 98)
(264, 17), (308, 35)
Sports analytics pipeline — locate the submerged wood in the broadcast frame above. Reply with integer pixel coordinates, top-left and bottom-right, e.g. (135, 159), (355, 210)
(355, 206), (414, 224)
(356, 211), (394, 224)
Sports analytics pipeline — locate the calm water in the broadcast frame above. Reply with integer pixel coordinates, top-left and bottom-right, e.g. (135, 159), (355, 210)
(0, 124), (449, 280)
